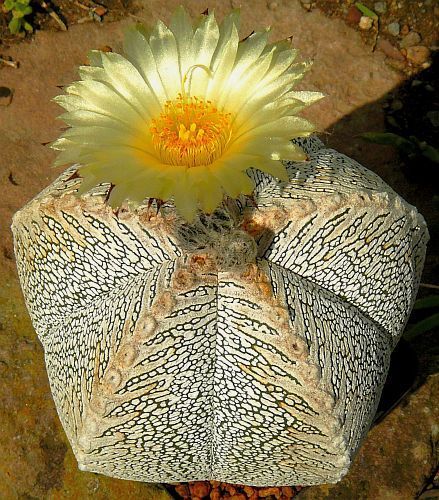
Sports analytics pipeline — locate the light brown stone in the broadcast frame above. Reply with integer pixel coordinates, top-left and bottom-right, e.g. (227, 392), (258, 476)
(406, 45), (431, 65)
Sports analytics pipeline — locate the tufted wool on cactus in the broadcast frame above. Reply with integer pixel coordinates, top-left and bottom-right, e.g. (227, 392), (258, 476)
(12, 137), (428, 486)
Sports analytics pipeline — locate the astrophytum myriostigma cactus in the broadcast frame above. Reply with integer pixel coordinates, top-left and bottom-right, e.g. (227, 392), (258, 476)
(12, 8), (428, 488)
(12, 136), (428, 486)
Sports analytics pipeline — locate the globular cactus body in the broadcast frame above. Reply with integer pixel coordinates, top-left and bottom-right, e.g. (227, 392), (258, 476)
(12, 138), (428, 485)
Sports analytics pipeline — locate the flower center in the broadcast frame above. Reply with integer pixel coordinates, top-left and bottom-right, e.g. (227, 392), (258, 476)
(150, 94), (231, 167)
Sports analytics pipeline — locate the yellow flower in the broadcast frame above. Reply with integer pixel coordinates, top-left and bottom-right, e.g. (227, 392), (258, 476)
(51, 7), (323, 221)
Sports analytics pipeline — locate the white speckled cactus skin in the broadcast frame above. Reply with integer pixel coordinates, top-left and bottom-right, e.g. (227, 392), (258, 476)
(12, 138), (428, 486)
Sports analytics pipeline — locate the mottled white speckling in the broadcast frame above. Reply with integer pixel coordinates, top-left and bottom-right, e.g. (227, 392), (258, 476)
(12, 137), (428, 486)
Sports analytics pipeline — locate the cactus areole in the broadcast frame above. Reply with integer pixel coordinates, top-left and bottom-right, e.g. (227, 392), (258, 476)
(12, 8), (428, 487)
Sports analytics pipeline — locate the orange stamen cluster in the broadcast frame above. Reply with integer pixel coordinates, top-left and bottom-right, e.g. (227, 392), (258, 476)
(150, 94), (231, 167)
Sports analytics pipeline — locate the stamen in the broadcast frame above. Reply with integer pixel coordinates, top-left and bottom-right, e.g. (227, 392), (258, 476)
(150, 94), (231, 167)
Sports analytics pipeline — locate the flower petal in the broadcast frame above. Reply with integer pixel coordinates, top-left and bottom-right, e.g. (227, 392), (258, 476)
(100, 52), (161, 118)
(210, 163), (254, 198)
(233, 116), (316, 145)
(183, 13), (220, 97)
(149, 20), (182, 99)
(218, 46), (275, 109)
(172, 169), (199, 221)
(169, 6), (194, 76)
(58, 109), (134, 132)
(187, 167), (224, 213)
(206, 13), (240, 100)
(65, 80), (145, 124)
(123, 27), (168, 103)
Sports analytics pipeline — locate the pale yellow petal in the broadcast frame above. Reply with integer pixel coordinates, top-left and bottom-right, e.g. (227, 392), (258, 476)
(188, 12), (220, 97)
(250, 158), (290, 180)
(58, 109), (134, 132)
(234, 116), (316, 144)
(149, 20), (182, 99)
(229, 70), (310, 130)
(66, 80), (145, 124)
(169, 6), (194, 75)
(210, 163), (254, 198)
(217, 47), (275, 109)
(187, 167), (224, 213)
(123, 27), (168, 103)
(206, 12), (240, 100)
(100, 52), (161, 118)
(234, 30), (270, 73)
(288, 90), (325, 105)
(172, 169), (199, 222)
(76, 171), (102, 195)
(87, 50), (104, 67)
(53, 148), (80, 167)
(78, 65), (106, 81)
(240, 137), (307, 162)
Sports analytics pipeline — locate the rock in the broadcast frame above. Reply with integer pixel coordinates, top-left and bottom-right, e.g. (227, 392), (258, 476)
(387, 21), (400, 36)
(406, 45), (431, 65)
(400, 24), (410, 36)
(400, 31), (422, 48)
(297, 374), (439, 499)
(384, 58), (406, 72)
(93, 6), (107, 17)
(0, 86), (13, 106)
(268, 1), (279, 10)
(390, 98), (403, 111)
(418, 488), (439, 499)
(426, 111), (439, 128)
(189, 482), (211, 497)
(374, 1), (387, 14)
(377, 38), (405, 61)
(299, 0), (312, 12)
(346, 5), (362, 24)
(359, 16), (373, 30)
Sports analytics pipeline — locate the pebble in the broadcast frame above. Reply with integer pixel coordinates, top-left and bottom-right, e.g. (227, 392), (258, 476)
(0, 86), (13, 106)
(406, 45), (431, 65)
(377, 38), (405, 61)
(268, 1), (279, 10)
(346, 5), (362, 24)
(299, 0), (312, 11)
(93, 6), (107, 17)
(385, 59), (406, 72)
(359, 16), (373, 30)
(390, 99), (403, 111)
(400, 31), (421, 48)
(374, 1), (387, 14)
(400, 24), (410, 36)
(426, 111), (439, 128)
(387, 21), (400, 36)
